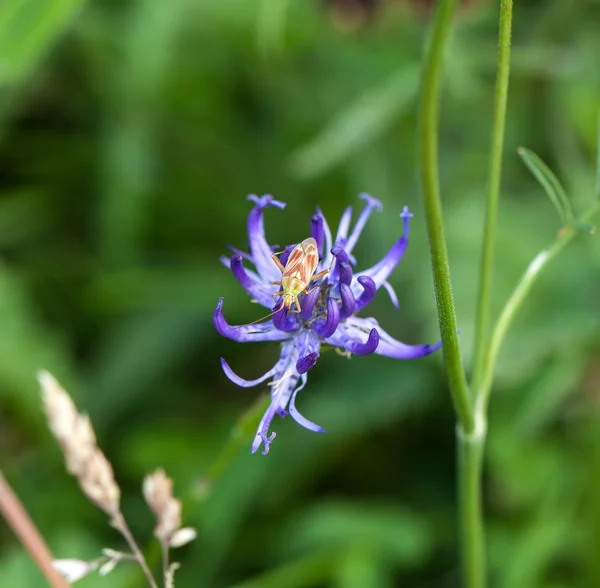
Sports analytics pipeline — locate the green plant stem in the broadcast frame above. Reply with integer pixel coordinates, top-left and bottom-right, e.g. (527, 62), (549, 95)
(458, 425), (486, 588)
(418, 0), (474, 434)
(472, 0), (514, 394)
(477, 204), (600, 412)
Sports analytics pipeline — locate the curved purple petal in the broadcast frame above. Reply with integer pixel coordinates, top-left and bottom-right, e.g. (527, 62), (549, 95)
(310, 214), (324, 258)
(299, 287), (320, 320)
(296, 352), (319, 374)
(230, 254), (273, 308)
(214, 298), (291, 342)
(330, 246), (350, 285)
(338, 261), (352, 286)
(220, 358), (276, 387)
(341, 316), (441, 359)
(331, 245), (349, 264)
(272, 303), (301, 332)
(311, 297), (340, 339)
(354, 207), (411, 290)
(247, 194), (286, 283)
(339, 283), (356, 320)
(354, 276), (377, 311)
(345, 193), (383, 255)
(288, 374), (326, 433)
(326, 328), (380, 355)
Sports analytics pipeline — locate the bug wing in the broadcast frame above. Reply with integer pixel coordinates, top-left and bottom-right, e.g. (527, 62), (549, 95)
(282, 243), (306, 279)
(298, 238), (320, 284)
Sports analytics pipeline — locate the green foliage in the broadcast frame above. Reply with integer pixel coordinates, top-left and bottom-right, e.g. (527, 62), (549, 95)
(1, 0), (600, 587)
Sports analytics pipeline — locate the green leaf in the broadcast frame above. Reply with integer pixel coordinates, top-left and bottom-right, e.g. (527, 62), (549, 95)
(518, 147), (577, 229)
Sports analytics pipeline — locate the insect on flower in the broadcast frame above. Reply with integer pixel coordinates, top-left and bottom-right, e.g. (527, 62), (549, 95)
(271, 237), (330, 313)
(215, 193), (443, 455)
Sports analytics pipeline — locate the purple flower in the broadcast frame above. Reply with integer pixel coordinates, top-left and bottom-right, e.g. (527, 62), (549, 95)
(214, 193), (441, 455)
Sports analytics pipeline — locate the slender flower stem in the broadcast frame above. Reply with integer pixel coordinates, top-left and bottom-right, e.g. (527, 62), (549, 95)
(472, 0), (514, 395)
(478, 204), (600, 412)
(418, 0), (474, 434)
(0, 472), (70, 588)
(112, 513), (159, 588)
(458, 425), (486, 588)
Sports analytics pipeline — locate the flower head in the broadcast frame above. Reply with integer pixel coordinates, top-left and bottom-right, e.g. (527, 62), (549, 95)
(214, 194), (441, 455)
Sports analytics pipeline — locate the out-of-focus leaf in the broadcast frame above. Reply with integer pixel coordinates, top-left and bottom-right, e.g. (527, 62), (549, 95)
(0, 0), (86, 86)
(289, 66), (419, 179)
(0, 0), (88, 134)
(518, 147), (577, 229)
(286, 501), (432, 564)
(513, 351), (587, 439)
(334, 547), (391, 588)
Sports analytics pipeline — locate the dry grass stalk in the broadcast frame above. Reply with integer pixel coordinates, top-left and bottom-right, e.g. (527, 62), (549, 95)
(39, 370), (195, 587)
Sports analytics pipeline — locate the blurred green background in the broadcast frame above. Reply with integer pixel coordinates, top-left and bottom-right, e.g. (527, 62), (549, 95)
(1, 0), (600, 586)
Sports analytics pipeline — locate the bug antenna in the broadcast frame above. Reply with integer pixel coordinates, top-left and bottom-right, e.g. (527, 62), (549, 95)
(248, 304), (283, 325)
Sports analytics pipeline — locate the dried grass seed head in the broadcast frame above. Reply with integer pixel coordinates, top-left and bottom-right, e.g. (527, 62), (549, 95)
(38, 370), (121, 517)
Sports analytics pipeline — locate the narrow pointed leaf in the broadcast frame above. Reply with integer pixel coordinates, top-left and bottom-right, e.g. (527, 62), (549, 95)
(518, 147), (576, 228)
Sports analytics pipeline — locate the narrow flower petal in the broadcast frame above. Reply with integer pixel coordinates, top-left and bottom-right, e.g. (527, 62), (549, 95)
(310, 214), (324, 258)
(381, 280), (400, 309)
(311, 297), (340, 338)
(214, 298), (291, 342)
(339, 283), (356, 320)
(354, 207), (411, 290)
(316, 206), (333, 270)
(252, 343), (299, 454)
(353, 275), (377, 311)
(335, 206), (353, 245)
(340, 316), (441, 359)
(226, 245), (254, 263)
(230, 254), (273, 308)
(345, 193), (383, 255)
(296, 352), (319, 374)
(247, 194), (286, 283)
(220, 358), (277, 387)
(288, 374), (326, 433)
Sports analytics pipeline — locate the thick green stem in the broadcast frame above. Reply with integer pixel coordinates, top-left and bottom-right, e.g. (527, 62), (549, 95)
(458, 425), (487, 588)
(472, 0), (514, 394)
(418, 0), (474, 434)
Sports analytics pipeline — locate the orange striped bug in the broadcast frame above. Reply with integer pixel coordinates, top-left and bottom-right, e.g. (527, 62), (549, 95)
(270, 237), (330, 313)
(248, 238), (333, 325)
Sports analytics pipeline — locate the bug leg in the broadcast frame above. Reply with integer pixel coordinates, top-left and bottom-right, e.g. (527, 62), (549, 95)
(294, 298), (302, 313)
(271, 281), (282, 285)
(272, 290), (284, 297)
(271, 254), (286, 273)
(309, 256), (336, 283)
